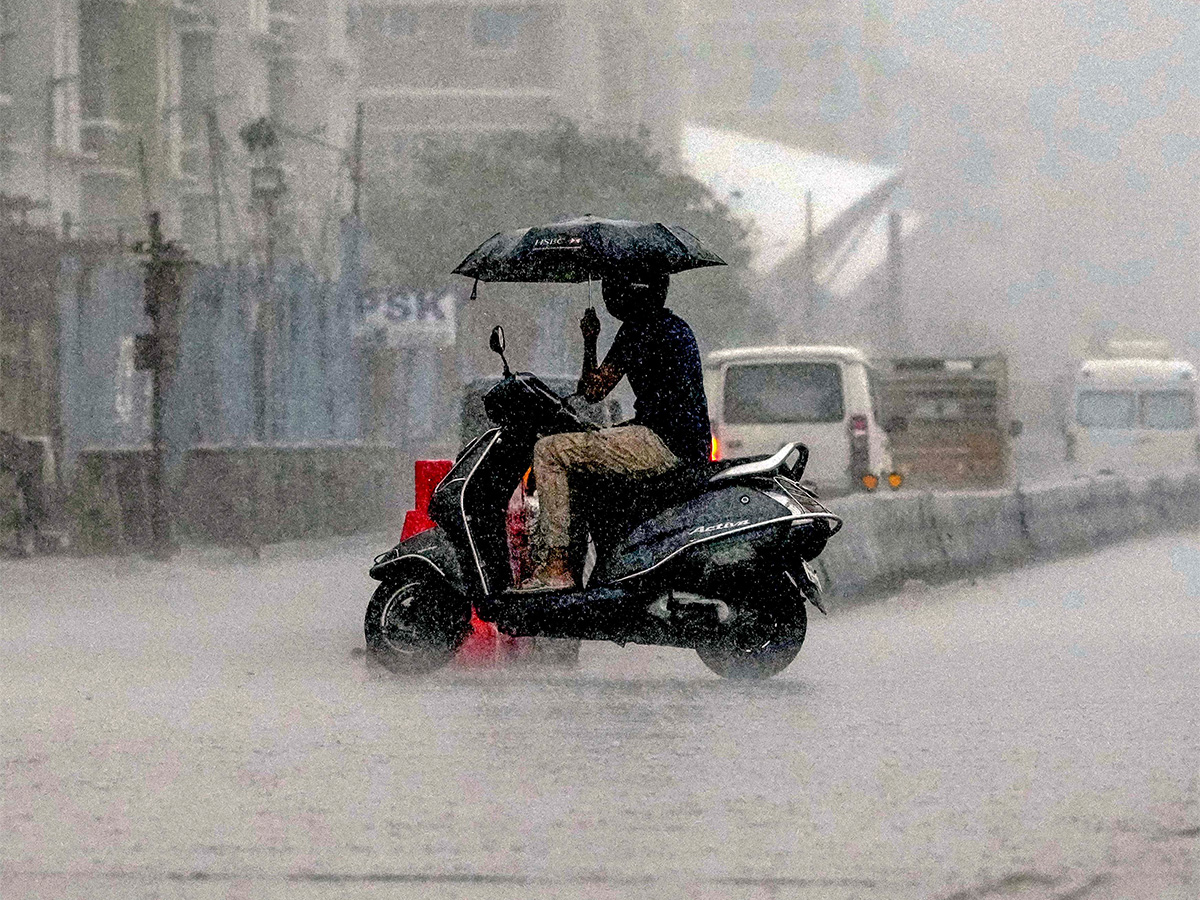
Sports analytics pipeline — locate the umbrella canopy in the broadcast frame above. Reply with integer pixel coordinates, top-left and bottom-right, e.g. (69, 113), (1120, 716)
(452, 215), (726, 283)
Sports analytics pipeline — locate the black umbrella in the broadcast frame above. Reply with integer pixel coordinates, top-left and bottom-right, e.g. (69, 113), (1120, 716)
(452, 215), (726, 283)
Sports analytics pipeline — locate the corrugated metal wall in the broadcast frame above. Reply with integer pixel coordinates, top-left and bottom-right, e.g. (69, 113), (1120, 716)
(56, 229), (371, 475)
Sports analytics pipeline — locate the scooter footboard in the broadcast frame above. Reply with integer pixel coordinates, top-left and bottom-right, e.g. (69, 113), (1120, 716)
(489, 583), (652, 641)
(488, 579), (803, 649)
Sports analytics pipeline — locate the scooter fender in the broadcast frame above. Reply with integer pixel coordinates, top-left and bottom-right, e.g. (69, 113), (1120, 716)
(368, 525), (468, 594)
(597, 485), (793, 584)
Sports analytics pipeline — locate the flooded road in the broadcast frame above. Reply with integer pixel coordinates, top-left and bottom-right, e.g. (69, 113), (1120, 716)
(3, 531), (1197, 899)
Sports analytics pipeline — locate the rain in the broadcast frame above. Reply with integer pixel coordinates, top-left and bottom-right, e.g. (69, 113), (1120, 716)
(2, 1), (1197, 897)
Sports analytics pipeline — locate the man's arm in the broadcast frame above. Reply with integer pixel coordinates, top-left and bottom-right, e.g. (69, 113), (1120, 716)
(578, 307), (624, 402)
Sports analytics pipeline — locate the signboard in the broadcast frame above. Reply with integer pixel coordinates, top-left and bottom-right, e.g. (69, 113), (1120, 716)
(356, 290), (457, 349)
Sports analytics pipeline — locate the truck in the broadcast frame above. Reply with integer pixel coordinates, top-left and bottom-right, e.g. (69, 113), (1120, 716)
(874, 355), (1020, 490)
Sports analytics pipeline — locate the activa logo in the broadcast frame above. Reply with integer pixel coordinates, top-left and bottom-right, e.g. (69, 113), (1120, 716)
(689, 519), (751, 536)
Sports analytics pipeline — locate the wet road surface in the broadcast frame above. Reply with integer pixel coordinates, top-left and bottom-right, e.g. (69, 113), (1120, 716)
(3, 531), (1197, 899)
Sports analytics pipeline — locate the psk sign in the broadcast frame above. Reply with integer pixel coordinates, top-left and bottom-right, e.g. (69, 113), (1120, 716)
(358, 290), (457, 349)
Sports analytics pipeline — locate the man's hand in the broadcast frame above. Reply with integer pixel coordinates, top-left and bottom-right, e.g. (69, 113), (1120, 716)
(581, 306), (601, 342)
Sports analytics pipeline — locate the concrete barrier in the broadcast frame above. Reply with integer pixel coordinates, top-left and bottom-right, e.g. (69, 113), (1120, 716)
(1139, 471), (1200, 531)
(68, 444), (412, 553)
(1016, 478), (1096, 557)
(819, 491), (947, 598)
(928, 488), (1028, 573)
(815, 495), (884, 597)
(820, 470), (1199, 602)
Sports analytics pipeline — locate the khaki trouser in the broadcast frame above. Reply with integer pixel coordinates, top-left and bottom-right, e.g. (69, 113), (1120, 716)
(532, 425), (678, 551)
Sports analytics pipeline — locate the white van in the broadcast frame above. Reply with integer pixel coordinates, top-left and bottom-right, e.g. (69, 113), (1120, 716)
(705, 345), (895, 495)
(1067, 355), (1199, 473)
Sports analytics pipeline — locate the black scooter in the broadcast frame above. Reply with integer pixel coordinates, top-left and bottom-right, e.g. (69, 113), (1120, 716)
(365, 327), (844, 679)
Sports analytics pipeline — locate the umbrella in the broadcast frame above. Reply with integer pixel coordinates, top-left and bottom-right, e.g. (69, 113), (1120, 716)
(452, 215), (726, 283)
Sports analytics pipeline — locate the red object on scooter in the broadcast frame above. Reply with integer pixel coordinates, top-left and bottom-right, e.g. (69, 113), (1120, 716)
(459, 477), (537, 666)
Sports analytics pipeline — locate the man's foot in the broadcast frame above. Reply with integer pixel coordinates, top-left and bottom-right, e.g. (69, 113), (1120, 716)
(513, 551), (576, 592)
(514, 570), (576, 592)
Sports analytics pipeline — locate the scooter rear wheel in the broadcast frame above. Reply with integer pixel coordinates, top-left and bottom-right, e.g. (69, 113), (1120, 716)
(365, 575), (470, 676)
(695, 641), (802, 679)
(695, 601), (806, 679)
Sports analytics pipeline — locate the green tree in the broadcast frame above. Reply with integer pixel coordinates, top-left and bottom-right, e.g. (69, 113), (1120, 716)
(366, 120), (774, 349)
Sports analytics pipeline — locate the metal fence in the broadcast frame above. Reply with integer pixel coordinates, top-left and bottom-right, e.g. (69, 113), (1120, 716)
(56, 222), (372, 476)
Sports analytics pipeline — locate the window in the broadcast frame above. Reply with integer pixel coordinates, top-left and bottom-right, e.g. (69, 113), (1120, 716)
(471, 8), (528, 48)
(78, 1), (118, 123)
(724, 363), (845, 425)
(248, 0), (269, 32)
(345, 2), (362, 35)
(50, 3), (80, 155)
(0, 0), (13, 102)
(178, 32), (216, 175)
(1076, 391), (1136, 429)
(1140, 391), (1196, 430)
(369, 6), (416, 39)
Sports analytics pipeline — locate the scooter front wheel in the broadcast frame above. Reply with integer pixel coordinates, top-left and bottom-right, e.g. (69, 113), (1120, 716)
(365, 575), (470, 676)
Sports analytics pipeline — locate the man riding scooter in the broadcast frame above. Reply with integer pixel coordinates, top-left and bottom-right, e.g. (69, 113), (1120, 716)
(366, 217), (841, 678)
(519, 268), (711, 591)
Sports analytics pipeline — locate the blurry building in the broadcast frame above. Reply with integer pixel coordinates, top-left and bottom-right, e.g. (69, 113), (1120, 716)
(680, 0), (896, 164)
(351, 0), (685, 191)
(0, 0), (358, 263)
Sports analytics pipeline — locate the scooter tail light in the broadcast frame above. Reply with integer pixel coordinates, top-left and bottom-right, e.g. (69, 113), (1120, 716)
(849, 414), (869, 436)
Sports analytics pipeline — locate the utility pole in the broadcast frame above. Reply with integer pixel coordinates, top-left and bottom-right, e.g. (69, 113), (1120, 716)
(885, 210), (905, 353)
(802, 190), (815, 337)
(133, 212), (189, 557)
(351, 101), (365, 219)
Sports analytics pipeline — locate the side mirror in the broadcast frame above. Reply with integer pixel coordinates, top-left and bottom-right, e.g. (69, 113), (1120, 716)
(1009, 419), (1024, 438)
(489, 325), (511, 376)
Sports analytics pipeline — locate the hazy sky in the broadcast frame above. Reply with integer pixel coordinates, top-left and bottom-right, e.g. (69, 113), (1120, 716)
(680, 0), (1199, 371)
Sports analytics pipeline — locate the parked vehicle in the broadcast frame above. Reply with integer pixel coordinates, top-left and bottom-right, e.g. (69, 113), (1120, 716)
(874, 355), (1020, 490)
(1066, 342), (1198, 473)
(704, 345), (896, 495)
(365, 327), (843, 680)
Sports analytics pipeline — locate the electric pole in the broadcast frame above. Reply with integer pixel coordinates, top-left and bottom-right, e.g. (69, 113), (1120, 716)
(134, 212), (189, 557)
(886, 210), (906, 354)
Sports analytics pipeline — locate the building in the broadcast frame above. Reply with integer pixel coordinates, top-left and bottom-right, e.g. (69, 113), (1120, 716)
(0, 0), (359, 264)
(679, 0), (896, 165)
(351, 0), (685, 193)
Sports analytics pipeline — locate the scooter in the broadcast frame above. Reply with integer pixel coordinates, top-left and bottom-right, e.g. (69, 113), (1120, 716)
(364, 326), (844, 679)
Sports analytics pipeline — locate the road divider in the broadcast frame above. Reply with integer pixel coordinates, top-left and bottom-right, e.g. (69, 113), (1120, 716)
(820, 471), (1200, 600)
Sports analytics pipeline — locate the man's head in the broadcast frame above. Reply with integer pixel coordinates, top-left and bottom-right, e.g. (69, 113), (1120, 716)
(601, 270), (669, 321)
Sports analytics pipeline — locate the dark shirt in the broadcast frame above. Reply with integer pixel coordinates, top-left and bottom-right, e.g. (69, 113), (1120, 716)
(604, 309), (711, 463)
